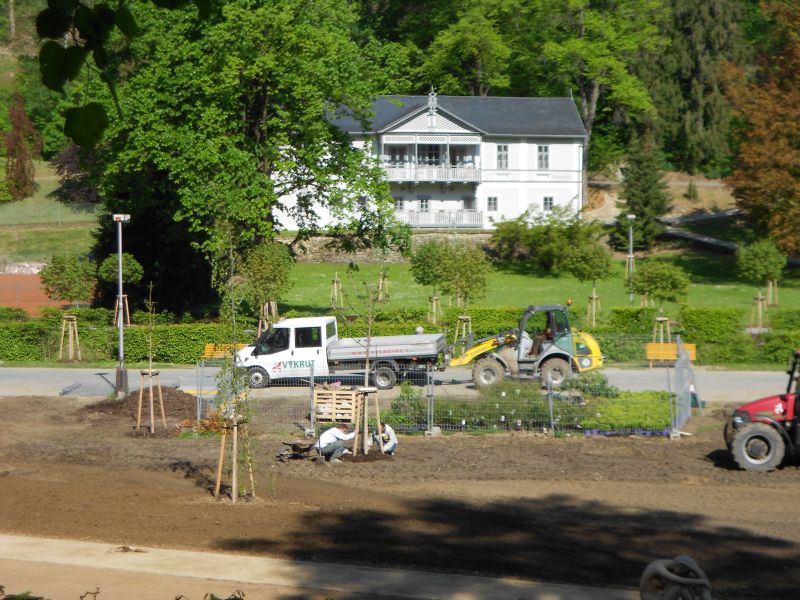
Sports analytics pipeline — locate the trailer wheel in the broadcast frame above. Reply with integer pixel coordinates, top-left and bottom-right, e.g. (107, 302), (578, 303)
(247, 367), (270, 389)
(731, 423), (785, 472)
(373, 365), (397, 390)
(473, 357), (504, 388)
(540, 358), (570, 387)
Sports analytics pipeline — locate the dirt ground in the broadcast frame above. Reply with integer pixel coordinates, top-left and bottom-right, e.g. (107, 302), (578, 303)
(1, 391), (799, 600)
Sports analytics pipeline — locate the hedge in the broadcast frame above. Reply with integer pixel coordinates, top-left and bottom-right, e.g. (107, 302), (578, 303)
(679, 307), (744, 342)
(769, 309), (800, 331)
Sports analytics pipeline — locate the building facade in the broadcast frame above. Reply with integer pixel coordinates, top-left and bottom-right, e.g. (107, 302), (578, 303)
(337, 91), (587, 230)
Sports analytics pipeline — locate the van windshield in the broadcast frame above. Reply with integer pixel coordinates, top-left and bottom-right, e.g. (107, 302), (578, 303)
(256, 327), (290, 355)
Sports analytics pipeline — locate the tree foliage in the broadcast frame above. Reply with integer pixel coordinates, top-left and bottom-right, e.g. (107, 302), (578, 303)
(39, 254), (96, 305)
(725, 2), (800, 255)
(410, 240), (450, 296)
(97, 252), (144, 286)
(439, 239), (492, 310)
(563, 239), (613, 286)
(4, 93), (42, 202)
(629, 261), (690, 305)
(638, 0), (744, 175)
(736, 239), (786, 285)
(491, 207), (608, 274)
(237, 242), (294, 319)
(611, 131), (670, 250)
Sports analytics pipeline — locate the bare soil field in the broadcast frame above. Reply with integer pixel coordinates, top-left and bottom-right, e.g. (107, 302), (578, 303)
(1, 392), (799, 600)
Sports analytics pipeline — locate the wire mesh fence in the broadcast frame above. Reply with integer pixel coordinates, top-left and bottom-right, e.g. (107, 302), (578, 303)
(182, 357), (690, 438)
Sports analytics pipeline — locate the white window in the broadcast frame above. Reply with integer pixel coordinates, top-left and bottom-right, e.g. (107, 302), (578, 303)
(393, 197), (404, 210)
(538, 145), (550, 170)
(418, 196), (430, 212)
(497, 144), (509, 169)
(487, 196), (498, 212)
(543, 196), (554, 211)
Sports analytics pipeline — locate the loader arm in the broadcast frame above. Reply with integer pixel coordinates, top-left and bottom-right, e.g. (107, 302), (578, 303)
(448, 331), (517, 367)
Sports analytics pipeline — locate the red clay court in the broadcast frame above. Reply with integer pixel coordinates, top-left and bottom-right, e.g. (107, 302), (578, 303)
(0, 274), (61, 316)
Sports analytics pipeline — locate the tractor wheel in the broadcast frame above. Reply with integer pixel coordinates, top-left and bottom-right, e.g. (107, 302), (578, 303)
(473, 357), (505, 388)
(247, 367), (270, 389)
(731, 423), (785, 472)
(373, 365), (397, 390)
(540, 358), (571, 387)
(723, 421), (735, 452)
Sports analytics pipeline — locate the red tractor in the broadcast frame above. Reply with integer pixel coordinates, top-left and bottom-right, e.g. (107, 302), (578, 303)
(725, 349), (800, 472)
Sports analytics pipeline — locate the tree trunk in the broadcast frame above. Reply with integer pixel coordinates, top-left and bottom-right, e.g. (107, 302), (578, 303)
(9, 0), (15, 40)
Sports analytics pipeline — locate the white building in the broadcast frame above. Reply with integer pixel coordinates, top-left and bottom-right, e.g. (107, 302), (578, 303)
(333, 91), (587, 230)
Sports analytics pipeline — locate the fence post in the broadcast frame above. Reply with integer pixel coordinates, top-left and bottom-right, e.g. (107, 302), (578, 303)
(309, 362), (316, 433)
(546, 378), (555, 433)
(426, 365), (435, 432)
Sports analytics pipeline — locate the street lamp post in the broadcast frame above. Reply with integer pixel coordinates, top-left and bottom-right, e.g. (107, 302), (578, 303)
(627, 214), (636, 306)
(113, 213), (131, 399)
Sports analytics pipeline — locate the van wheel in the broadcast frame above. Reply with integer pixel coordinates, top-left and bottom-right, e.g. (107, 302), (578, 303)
(373, 366), (397, 390)
(248, 367), (269, 389)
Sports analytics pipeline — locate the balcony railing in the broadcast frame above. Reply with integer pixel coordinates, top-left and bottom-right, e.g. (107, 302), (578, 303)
(384, 165), (481, 183)
(395, 209), (484, 228)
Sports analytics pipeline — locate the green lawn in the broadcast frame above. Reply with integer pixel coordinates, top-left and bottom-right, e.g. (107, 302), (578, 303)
(0, 162), (98, 226)
(283, 253), (800, 317)
(0, 225), (96, 262)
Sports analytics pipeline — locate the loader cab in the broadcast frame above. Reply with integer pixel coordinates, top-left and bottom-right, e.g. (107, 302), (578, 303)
(519, 305), (573, 360)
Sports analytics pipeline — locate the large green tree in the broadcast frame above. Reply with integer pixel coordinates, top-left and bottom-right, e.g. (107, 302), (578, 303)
(611, 132), (670, 250)
(637, 0), (744, 175)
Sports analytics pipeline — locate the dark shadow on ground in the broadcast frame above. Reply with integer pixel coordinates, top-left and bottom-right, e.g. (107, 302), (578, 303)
(216, 494), (800, 600)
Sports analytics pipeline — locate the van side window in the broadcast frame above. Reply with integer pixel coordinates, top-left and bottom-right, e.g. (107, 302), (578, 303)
(326, 321), (337, 340)
(295, 326), (322, 348)
(256, 328), (290, 355)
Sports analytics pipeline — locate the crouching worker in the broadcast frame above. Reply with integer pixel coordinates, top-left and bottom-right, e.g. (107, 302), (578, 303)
(315, 423), (355, 463)
(370, 421), (398, 455)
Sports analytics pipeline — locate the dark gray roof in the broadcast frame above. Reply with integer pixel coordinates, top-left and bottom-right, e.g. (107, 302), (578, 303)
(332, 95), (587, 138)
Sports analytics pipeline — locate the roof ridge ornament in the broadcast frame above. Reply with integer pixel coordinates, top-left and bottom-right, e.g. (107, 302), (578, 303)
(427, 86), (438, 116)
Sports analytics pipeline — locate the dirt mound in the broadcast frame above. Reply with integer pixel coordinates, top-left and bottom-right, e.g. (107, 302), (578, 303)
(81, 387), (198, 423)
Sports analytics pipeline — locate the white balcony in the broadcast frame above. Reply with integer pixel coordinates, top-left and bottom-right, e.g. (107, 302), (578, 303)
(395, 209), (484, 228)
(384, 165), (481, 183)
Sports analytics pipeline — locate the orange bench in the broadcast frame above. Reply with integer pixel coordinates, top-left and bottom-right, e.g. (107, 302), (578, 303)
(200, 343), (246, 360)
(646, 342), (696, 367)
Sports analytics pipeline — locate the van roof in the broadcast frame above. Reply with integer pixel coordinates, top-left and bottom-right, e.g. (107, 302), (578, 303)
(273, 316), (337, 328)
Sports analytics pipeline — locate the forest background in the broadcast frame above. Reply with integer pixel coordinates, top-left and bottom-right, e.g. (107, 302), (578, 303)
(0, 0), (797, 318)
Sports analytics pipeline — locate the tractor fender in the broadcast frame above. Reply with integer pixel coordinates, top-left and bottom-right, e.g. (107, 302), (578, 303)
(535, 350), (574, 372)
(754, 417), (795, 457)
(483, 351), (511, 373)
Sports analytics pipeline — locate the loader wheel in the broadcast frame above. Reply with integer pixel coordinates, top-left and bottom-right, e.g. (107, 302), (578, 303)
(540, 358), (571, 387)
(373, 365), (397, 390)
(723, 421), (735, 452)
(247, 367), (270, 389)
(731, 423), (785, 472)
(473, 358), (504, 388)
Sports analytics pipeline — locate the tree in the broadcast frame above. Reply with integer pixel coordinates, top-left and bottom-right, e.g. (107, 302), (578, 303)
(410, 240), (450, 297)
(563, 238), (613, 325)
(98, 252), (144, 287)
(237, 242), (294, 325)
(736, 239), (786, 288)
(611, 132), (671, 250)
(725, 2), (800, 255)
(421, 1), (511, 96)
(629, 261), (690, 307)
(39, 254), (97, 307)
(505, 0), (667, 186)
(638, 0), (744, 175)
(439, 240), (492, 310)
(4, 94), (42, 202)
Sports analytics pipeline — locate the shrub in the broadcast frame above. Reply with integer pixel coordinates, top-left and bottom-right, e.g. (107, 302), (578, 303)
(761, 331), (800, 364)
(0, 307), (30, 322)
(604, 307), (658, 334)
(679, 307), (743, 342)
(770, 309), (800, 331)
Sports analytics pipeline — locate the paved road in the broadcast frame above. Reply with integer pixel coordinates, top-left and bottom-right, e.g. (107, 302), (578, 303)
(0, 365), (790, 404)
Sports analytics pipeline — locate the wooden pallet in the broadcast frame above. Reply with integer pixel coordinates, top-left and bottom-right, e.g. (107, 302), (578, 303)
(314, 389), (363, 424)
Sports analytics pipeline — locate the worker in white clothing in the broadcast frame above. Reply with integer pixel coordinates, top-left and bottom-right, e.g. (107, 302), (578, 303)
(371, 421), (398, 455)
(315, 423), (355, 463)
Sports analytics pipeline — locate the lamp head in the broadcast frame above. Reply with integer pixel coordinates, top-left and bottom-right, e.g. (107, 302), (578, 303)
(627, 214), (636, 221)
(112, 214), (131, 223)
